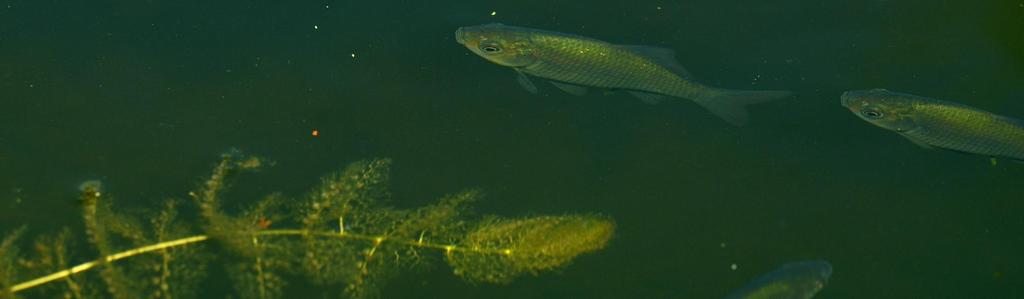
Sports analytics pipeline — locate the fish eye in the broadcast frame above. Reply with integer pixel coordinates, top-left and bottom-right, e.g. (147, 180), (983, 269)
(861, 109), (884, 119)
(479, 42), (502, 54)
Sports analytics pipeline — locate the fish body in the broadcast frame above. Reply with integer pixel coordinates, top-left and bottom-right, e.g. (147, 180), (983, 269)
(723, 260), (832, 299)
(841, 89), (1024, 161)
(455, 23), (792, 126)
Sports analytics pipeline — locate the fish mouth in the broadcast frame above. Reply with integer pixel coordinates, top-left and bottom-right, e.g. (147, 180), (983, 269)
(455, 27), (466, 44)
(839, 91), (854, 108)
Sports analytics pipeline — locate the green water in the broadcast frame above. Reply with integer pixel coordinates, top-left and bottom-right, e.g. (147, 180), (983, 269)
(1, 0), (1022, 298)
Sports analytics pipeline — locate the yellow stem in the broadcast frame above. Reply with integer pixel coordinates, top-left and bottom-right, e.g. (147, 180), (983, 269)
(9, 229), (509, 294)
(9, 235), (209, 293)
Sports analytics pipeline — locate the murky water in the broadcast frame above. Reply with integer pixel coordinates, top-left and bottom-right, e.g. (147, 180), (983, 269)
(1, 1), (1022, 298)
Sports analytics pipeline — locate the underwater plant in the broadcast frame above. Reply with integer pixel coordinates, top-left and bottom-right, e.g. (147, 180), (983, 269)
(0, 151), (614, 298)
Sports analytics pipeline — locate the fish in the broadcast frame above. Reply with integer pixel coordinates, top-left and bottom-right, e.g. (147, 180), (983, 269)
(723, 260), (832, 299)
(454, 23), (792, 126)
(841, 89), (1024, 161)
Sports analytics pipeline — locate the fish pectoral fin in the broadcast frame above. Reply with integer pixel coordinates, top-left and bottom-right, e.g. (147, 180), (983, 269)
(628, 91), (666, 104)
(898, 134), (935, 149)
(615, 45), (693, 78)
(550, 81), (588, 96)
(514, 69), (538, 94)
(987, 157), (1024, 166)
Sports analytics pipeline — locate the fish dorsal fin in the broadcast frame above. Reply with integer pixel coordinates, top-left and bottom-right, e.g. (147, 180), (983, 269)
(550, 81), (588, 96)
(514, 69), (538, 94)
(615, 45), (693, 78)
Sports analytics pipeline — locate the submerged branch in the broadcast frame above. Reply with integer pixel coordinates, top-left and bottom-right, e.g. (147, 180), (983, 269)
(9, 235), (209, 293)
(5, 153), (613, 297)
(8, 228), (513, 294)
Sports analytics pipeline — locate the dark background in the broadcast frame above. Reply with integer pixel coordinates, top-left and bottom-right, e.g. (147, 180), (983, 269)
(1, 0), (1022, 298)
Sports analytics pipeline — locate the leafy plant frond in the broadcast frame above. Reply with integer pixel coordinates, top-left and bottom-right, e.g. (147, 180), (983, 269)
(2, 151), (615, 298)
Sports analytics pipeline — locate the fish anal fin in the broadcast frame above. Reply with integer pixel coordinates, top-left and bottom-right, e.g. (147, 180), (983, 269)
(615, 45), (693, 78)
(628, 91), (666, 104)
(550, 81), (588, 96)
(514, 69), (538, 94)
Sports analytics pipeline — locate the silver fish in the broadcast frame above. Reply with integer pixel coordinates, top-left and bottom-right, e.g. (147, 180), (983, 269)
(455, 23), (792, 126)
(842, 89), (1024, 161)
(724, 260), (832, 299)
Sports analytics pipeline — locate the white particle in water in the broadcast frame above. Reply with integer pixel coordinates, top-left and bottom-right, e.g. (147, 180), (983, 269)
(730, 263), (738, 270)
(78, 180), (104, 194)
(490, 11), (496, 16)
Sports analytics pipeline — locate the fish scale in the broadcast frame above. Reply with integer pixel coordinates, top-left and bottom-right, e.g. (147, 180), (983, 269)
(523, 34), (702, 98)
(906, 102), (1024, 158)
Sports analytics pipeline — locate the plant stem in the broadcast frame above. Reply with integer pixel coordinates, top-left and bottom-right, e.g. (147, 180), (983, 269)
(9, 235), (209, 293)
(8, 229), (509, 294)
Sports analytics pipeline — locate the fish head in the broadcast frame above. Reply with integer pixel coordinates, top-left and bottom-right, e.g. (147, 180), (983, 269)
(455, 23), (538, 67)
(786, 260), (833, 296)
(841, 89), (921, 133)
(811, 261), (833, 287)
(783, 260), (833, 289)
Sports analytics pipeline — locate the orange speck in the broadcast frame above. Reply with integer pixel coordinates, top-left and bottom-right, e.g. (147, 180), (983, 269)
(311, 129), (319, 137)
(257, 216), (272, 229)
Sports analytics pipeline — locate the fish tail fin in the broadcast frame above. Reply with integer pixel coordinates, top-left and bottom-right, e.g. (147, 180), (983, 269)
(692, 89), (793, 126)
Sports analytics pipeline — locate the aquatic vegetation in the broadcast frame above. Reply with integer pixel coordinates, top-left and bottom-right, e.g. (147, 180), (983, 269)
(0, 151), (614, 298)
